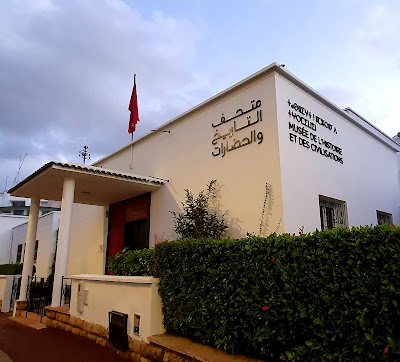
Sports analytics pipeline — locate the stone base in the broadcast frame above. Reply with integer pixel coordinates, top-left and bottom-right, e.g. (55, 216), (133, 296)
(44, 307), (259, 362)
(15, 300), (27, 311)
(43, 307), (169, 361)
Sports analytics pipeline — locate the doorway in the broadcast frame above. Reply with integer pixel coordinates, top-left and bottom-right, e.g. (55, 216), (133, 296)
(106, 193), (151, 260)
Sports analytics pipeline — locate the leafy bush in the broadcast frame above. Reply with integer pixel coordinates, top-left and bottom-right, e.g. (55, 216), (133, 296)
(107, 248), (155, 276)
(0, 263), (23, 275)
(171, 180), (228, 239)
(153, 225), (400, 361)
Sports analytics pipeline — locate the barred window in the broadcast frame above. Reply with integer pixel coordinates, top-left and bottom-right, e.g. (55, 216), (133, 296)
(319, 196), (348, 230)
(34, 240), (39, 261)
(377, 211), (392, 225)
(16, 244), (23, 263)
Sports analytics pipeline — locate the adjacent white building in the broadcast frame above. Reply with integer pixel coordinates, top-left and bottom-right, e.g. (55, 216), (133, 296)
(0, 192), (60, 266)
(0, 214), (28, 265)
(8, 62), (400, 308)
(9, 211), (60, 279)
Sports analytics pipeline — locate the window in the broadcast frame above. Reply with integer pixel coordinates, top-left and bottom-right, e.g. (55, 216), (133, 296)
(12, 210), (24, 216)
(16, 244), (23, 263)
(34, 240), (39, 261)
(11, 201), (25, 207)
(319, 196), (348, 230)
(377, 211), (393, 225)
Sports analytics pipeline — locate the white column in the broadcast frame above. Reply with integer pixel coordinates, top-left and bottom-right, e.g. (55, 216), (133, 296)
(19, 196), (40, 301)
(51, 177), (75, 306)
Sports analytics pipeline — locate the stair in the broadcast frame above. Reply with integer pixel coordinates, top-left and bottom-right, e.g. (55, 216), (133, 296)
(9, 311), (47, 330)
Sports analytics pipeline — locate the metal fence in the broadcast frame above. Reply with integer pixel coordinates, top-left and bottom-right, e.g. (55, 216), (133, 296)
(27, 276), (53, 315)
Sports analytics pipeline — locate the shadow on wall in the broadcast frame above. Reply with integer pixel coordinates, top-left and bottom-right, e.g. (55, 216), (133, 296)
(164, 180), (281, 240)
(259, 182), (278, 236)
(154, 183), (181, 245)
(209, 182), (243, 238)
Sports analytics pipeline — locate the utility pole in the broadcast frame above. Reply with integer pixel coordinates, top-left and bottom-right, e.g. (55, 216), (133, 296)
(79, 145), (91, 164)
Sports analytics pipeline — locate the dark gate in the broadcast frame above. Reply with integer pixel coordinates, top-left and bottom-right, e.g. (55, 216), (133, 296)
(27, 277), (53, 315)
(60, 276), (72, 307)
(9, 276), (21, 311)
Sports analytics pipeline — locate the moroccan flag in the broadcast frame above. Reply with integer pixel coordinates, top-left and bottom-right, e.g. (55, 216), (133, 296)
(128, 75), (139, 134)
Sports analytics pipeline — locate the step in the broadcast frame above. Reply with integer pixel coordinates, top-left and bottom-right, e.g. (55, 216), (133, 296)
(20, 311), (46, 323)
(8, 316), (47, 330)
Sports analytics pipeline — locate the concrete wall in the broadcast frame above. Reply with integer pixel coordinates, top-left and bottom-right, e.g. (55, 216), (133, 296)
(0, 275), (18, 312)
(67, 204), (107, 277)
(0, 215), (27, 265)
(0, 276), (7, 301)
(275, 73), (400, 233)
(69, 274), (165, 342)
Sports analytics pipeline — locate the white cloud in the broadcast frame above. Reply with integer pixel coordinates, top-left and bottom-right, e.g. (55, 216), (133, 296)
(0, 0), (208, 183)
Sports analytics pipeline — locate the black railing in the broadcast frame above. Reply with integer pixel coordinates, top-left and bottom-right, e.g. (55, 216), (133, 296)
(60, 276), (72, 307)
(9, 276), (21, 311)
(27, 276), (53, 315)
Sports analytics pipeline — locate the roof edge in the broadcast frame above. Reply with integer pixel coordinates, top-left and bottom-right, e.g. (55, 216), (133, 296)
(273, 68), (400, 152)
(94, 62), (399, 164)
(8, 161), (167, 196)
(93, 62), (282, 165)
(8, 162), (55, 194)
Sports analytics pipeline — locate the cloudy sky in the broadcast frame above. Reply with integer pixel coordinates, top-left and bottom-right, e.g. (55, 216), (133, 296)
(1, 0), (399, 190)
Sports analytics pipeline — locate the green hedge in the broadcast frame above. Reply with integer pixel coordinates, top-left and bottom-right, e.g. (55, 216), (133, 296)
(153, 226), (400, 361)
(107, 225), (400, 361)
(0, 263), (23, 275)
(107, 248), (155, 276)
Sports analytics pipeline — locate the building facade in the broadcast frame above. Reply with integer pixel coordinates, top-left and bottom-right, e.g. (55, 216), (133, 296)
(8, 63), (400, 307)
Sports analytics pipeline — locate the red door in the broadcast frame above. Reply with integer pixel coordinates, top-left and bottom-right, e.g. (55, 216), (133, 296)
(106, 193), (151, 260)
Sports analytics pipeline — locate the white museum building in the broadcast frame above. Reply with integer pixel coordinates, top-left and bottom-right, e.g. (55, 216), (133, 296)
(3, 62), (400, 343)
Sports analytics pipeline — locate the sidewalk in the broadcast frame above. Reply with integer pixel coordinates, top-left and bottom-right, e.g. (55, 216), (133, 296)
(0, 313), (128, 362)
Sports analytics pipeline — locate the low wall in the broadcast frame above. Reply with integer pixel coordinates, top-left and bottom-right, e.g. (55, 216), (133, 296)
(0, 275), (20, 313)
(44, 308), (262, 362)
(69, 274), (165, 342)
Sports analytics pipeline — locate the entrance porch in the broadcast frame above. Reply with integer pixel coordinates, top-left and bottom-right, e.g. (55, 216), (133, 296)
(8, 161), (166, 312)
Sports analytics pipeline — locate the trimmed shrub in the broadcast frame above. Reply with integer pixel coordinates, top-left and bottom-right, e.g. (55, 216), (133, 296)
(0, 263), (23, 275)
(153, 225), (400, 361)
(107, 248), (155, 276)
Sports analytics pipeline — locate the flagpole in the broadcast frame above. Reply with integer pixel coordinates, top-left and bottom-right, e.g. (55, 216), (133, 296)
(130, 134), (134, 169)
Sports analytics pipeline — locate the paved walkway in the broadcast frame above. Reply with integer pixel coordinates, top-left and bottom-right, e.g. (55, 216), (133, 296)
(0, 313), (127, 362)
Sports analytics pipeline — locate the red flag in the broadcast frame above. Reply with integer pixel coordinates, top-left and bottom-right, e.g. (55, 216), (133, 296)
(128, 75), (139, 134)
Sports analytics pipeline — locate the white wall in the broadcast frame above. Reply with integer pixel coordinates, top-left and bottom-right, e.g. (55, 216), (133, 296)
(0, 276), (7, 300)
(69, 274), (165, 342)
(67, 204), (107, 276)
(35, 212), (60, 278)
(97, 73), (284, 245)
(275, 74), (400, 233)
(0, 215), (27, 264)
